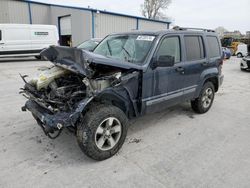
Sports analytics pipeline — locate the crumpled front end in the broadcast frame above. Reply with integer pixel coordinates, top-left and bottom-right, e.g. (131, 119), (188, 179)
(20, 46), (141, 138)
(20, 66), (93, 137)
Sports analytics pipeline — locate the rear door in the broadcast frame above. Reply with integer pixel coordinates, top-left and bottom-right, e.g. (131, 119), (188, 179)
(180, 35), (207, 99)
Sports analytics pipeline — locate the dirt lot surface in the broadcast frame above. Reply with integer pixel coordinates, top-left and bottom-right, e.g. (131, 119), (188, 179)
(0, 57), (250, 188)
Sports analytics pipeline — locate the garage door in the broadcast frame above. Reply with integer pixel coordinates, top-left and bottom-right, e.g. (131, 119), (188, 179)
(60, 16), (71, 36)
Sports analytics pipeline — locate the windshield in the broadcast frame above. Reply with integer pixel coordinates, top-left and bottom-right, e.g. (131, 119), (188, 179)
(77, 40), (99, 51)
(93, 34), (155, 64)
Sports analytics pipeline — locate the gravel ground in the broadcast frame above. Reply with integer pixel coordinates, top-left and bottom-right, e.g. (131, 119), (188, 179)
(0, 57), (249, 188)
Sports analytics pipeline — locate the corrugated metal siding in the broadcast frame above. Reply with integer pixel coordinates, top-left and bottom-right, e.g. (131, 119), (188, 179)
(139, 20), (167, 31)
(7, 0), (29, 24)
(30, 3), (51, 24)
(50, 7), (92, 46)
(0, 0), (9, 23)
(0, 0), (29, 23)
(95, 13), (137, 38)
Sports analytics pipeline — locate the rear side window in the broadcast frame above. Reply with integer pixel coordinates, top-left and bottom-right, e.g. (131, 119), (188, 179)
(156, 36), (181, 63)
(207, 36), (220, 58)
(184, 36), (205, 61)
(0, 30), (2, 41)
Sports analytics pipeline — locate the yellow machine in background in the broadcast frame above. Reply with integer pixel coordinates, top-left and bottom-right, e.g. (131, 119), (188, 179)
(221, 37), (241, 55)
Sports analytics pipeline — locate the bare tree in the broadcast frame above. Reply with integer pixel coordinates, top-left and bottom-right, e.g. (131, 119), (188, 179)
(215, 26), (228, 38)
(141, 0), (172, 20)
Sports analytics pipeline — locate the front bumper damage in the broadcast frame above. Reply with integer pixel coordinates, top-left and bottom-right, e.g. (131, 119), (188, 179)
(22, 97), (93, 137)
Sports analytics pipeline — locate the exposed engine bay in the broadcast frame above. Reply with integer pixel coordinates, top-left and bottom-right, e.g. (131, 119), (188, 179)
(21, 65), (122, 113)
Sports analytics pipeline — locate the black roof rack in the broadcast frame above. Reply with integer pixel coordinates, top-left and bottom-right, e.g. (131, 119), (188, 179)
(172, 26), (215, 32)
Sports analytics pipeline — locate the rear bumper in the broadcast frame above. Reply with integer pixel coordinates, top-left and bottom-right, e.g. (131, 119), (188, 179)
(22, 97), (93, 132)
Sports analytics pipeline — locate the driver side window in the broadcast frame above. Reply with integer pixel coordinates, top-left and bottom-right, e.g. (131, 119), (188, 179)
(156, 36), (181, 63)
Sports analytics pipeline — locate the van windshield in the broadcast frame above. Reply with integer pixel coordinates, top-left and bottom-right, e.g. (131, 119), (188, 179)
(93, 34), (155, 64)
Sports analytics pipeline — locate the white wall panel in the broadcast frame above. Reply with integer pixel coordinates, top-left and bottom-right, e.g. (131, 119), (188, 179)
(7, 0), (29, 24)
(0, 0), (29, 24)
(139, 20), (167, 31)
(30, 3), (51, 24)
(95, 13), (137, 38)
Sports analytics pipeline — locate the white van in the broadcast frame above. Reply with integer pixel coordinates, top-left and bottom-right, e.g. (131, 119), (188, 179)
(235, 43), (248, 58)
(0, 24), (59, 58)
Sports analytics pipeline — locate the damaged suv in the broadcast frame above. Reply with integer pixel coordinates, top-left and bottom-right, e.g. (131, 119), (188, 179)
(20, 27), (224, 160)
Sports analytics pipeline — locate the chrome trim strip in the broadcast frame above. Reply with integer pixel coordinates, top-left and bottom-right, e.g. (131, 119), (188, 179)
(144, 85), (197, 106)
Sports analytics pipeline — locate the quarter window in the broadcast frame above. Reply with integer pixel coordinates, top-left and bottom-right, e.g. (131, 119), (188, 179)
(156, 36), (181, 63)
(0, 30), (2, 41)
(184, 36), (205, 61)
(207, 36), (220, 58)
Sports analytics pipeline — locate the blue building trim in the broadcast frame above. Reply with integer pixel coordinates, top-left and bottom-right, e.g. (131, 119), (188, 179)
(23, 0), (171, 25)
(136, 18), (139, 30)
(28, 2), (32, 24)
(91, 11), (95, 38)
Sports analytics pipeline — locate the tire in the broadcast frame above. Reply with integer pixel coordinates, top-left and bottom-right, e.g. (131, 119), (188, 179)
(191, 82), (215, 114)
(237, 53), (243, 58)
(35, 55), (41, 60)
(76, 104), (128, 161)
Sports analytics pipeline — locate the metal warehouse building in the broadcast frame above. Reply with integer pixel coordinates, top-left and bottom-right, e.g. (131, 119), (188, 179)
(0, 0), (171, 46)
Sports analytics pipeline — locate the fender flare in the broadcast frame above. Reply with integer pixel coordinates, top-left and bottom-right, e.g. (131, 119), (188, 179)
(194, 68), (219, 98)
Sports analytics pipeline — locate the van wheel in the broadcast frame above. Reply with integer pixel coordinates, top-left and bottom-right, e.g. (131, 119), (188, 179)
(76, 104), (128, 161)
(237, 53), (243, 58)
(191, 82), (215, 114)
(35, 55), (41, 60)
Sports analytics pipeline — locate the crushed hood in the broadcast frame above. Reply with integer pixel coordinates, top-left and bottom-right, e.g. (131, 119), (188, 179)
(41, 46), (143, 78)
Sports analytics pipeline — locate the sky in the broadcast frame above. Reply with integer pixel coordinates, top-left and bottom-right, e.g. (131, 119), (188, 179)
(29, 0), (250, 33)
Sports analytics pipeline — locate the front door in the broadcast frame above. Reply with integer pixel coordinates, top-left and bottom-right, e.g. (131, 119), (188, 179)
(143, 35), (184, 113)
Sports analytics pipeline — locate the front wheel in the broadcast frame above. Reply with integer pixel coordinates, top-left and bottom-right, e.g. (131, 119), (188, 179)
(191, 82), (215, 114)
(76, 104), (128, 161)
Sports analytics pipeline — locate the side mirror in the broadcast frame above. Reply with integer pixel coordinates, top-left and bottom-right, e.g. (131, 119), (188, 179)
(156, 55), (175, 67)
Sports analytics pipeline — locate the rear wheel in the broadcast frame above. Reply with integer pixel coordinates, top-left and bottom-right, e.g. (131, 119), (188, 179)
(237, 53), (243, 58)
(76, 104), (128, 161)
(191, 82), (215, 114)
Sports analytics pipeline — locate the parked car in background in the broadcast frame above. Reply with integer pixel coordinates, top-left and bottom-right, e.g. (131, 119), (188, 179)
(77, 38), (102, 51)
(222, 47), (231, 59)
(236, 43), (248, 58)
(21, 27), (224, 160)
(0, 24), (59, 59)
(240, 45), (250, 71)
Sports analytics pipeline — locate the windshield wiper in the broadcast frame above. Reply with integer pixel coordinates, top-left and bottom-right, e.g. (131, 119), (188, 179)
(106, 40), (112, 55)
(122, 46), (131, 58)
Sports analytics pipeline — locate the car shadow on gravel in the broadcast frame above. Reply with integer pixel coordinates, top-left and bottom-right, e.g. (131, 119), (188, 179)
(20, 102), (196, 164)
(128, 102), (196, 134)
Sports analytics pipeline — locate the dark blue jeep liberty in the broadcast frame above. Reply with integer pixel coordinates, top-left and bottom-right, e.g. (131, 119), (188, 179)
(21, 27), (224, 160)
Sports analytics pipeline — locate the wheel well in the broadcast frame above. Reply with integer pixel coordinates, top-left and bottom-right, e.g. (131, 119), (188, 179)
(88, 94), (134, 118)
(205, 77), (218, 92)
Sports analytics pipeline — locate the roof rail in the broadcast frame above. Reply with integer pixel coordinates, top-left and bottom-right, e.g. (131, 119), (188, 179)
(172, 26), (215, 32)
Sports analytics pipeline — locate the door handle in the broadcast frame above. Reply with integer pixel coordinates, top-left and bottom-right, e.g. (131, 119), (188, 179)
(176, 67), (185, 74)
(0, 43), (4, 45)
